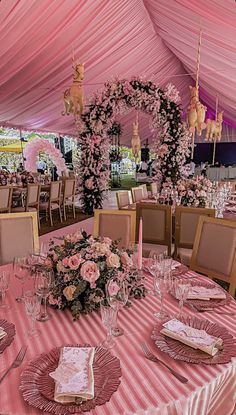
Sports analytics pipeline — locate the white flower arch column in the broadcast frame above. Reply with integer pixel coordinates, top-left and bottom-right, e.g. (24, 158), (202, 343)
(78, 78), (191, 215)
(23, 138), (67, 175)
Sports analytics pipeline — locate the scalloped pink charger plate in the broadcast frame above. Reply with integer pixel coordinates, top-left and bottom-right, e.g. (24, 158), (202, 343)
(0, 319), (15, 353)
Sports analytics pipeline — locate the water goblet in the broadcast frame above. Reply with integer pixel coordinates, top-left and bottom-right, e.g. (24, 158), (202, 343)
(100, 299), (116, 349)
(0, 271), (10, 309)
(153, 274), (169, 320)
(106, 279), (129, 336)
(35, 270), (53, 321)
(24, 290), (41, 337)
(13, 256), (30, 302)
(174, 279), (190, 319)
(147, 252), (160, 277)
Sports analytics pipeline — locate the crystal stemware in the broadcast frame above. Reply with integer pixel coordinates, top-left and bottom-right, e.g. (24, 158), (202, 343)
(153, 274), (169, 320)
(100, 299), (116, 349)
(174, 279), (190, 319)
(13, 256), (29, 302)
(0, 271), (10, 309)
(24, 291), (41, 337)
(106, 279), (129, 336)
(35, 270), (53, 322)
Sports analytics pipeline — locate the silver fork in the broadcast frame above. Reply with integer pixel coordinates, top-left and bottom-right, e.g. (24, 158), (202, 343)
(141, 343), (188, 383)
(0, 346), (27, 385)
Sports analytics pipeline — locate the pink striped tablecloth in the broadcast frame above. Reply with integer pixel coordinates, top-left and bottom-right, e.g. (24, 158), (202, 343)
(0, 268), (236, 415)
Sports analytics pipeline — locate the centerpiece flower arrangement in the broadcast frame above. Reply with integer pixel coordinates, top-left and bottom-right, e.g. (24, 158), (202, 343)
(46, 230), (147, 320)
(177, 176), (213, 207)
(0, 170), (34, 186)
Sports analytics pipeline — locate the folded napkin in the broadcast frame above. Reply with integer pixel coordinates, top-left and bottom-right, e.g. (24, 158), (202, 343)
(186, 286), (226, 301)
(0, 327), (7, 340)
(49, 347), (95, 403)
(161, 319), (223, 356)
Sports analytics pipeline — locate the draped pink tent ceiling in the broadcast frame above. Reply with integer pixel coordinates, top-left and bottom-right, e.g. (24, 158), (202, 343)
(0, 0), (235, 144)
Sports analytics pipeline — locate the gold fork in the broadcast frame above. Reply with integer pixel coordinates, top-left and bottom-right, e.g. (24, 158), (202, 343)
(0, 346), (27, 385)
(141, 342), (188, 383)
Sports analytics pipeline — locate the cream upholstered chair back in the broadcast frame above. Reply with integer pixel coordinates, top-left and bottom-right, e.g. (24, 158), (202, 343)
(0, 186), (13, 213)
(131, 187), (143, 203)
(26, 183), (41, 208)
(139, 184), (148, 199)
(190, 216), (236, 295)
(0, 212), (39, 265)
(93, 209), (136, 250)
(63, 179), (76, 199)
(136, 203), (172, 256)
(50, 181), (62, 202)
(116, 191), (130, 209)
(174, 206), (215, 257)
(150, 182), (158, 196)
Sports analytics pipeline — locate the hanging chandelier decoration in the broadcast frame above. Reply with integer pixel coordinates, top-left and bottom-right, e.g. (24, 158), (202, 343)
(131, 112), (141, 159)
(62, 53), (84, 119)
(187, 29), (207, 158)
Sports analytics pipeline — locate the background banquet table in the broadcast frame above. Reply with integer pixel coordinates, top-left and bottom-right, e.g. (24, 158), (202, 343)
(0, 263), (236, 415)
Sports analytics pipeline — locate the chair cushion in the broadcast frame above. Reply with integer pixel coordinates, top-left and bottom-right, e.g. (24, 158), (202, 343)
(11, 207), (25, 212)
(39, 203), (48, 210)
(178, 248), (192, 266)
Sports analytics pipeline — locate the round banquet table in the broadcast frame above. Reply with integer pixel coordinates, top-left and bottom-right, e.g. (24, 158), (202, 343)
(0, 266), (236, 415)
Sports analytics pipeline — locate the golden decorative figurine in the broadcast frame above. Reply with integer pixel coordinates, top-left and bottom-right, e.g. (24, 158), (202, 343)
(131, 116), (141, 159)
(205, 111), (223, 142)
(62, 62), (84, 117)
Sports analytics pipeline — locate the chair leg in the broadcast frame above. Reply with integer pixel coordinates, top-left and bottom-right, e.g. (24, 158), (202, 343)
(49, 209), (53, 226)
(63, 204), (66, 221)
(59, 206), (63, 223)
(72, 202), (75, 218)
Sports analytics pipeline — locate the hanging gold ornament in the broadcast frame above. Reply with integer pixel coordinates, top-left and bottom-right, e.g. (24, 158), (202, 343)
(62, 57), (84, 118)
(205, 96), (223, 165)
(131, 113), (141, 159)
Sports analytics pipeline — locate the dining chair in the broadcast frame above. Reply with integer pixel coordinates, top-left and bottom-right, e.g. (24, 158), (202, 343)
(131, 187), (143, 203)
(190, 216), (236, 296)
(150, 182), (158, 196)
(136, 203), (173, 257)
(93, 209), (136, 250)
(11, 183), (41, 228)
(62, 179), (76, 220)
(0, 212), (39, 265)
(0, 186), (13, 213)
(139, 184), (148, 200)
(116, 191), (130, 209)
(174, 206), (216, 266)
(39, 181), (62, 226)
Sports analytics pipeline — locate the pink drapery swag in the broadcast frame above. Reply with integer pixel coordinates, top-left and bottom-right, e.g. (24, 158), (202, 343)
(78, 78), (191, 215)
(0, 0), (234, 142)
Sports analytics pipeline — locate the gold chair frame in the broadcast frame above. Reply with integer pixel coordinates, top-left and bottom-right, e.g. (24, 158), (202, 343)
(174, 206), (215, 258)
(116, 191), (130, 210)
(190, 216), (236, 295)
(0, 186), (13, 213)
(135, 203), (172, 256)
(93, 209), (136, 244)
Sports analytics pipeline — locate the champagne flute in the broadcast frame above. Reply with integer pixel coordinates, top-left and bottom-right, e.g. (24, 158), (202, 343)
(0, 271), (10, 309)
(174, 279), (190, 319)
(100, 299), (116, 349)
(13, 256), (29, 302)
(106, 279), (129, 336)
(24, 291), (41, 337)
(35, 270), (53, 321)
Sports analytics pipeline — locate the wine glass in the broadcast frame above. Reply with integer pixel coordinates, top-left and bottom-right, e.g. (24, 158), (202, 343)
(153, 274), (169, 320)
(147, 252), (160, 277)
(100, 299), (116, 349)
(106, 279), (129, 336)
(24, 291), (41, 337)
(0, 271), (10, 309)
(35, 270), (53, 321)
(13, 256), (30, 302)
(174, 279), (190, 319)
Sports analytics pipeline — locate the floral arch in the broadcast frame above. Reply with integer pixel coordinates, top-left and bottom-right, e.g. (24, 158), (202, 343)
(23, 138), (67, 174)
(78, 77), (191, 215)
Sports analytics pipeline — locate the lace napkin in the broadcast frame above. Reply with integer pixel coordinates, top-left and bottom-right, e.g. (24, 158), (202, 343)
(49, 347), (95, 403)
(161, 319), (223, 356)
(186, 286), (226, 301)
(0, 327), (7, 340)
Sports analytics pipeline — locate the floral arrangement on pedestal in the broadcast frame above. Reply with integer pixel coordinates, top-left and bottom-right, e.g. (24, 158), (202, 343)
(46, 230), (146, 320)
(77, 77), (191, 214)
(175, 176), (213, 207)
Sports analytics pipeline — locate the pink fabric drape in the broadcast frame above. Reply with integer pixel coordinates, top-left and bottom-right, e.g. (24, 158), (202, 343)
(0, 0), (235, 143)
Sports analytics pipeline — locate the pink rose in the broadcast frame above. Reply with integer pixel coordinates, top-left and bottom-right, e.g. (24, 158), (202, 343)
(85, 178), (94, 189)
(106, 253), (120, 268)
(107, 281), (120, 296)
(62, 257), (69, 267)
(80, 261), (100, 288)
(120, 252), (133, 268)
(67, 254), (82, 270)
(57, 261), (66, 273)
